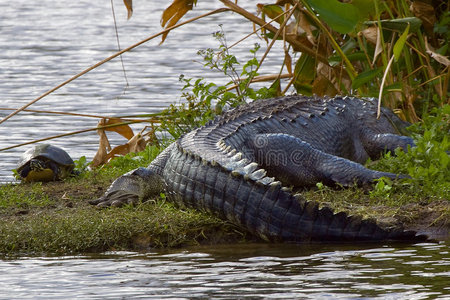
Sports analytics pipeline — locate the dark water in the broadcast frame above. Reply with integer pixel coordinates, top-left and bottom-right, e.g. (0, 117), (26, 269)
(0, 242), (449, 299)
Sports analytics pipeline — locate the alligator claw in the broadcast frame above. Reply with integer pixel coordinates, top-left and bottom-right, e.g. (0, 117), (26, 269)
(89, 190), (139, 208)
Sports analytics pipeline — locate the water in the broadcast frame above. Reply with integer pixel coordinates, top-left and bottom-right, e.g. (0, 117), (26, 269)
(0, 0), (283, 182)
(0, 242), (449, 299)
(1, 2), (449, 298)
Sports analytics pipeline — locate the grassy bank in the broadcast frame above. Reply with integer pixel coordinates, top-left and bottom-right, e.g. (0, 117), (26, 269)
(0, 172), (247, 256)
(1, 105), (448, 257)
(0, 145), (448, 257)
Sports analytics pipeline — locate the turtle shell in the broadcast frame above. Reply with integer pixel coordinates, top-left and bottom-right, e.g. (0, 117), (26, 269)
(17, 144), (75, 181)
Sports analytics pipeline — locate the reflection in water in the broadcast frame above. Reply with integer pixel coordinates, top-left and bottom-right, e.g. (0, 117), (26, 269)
(1, 242), (449, 299)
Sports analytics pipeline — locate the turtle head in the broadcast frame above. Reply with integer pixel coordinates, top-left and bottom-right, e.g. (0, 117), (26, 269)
(29, 159), (46, 172)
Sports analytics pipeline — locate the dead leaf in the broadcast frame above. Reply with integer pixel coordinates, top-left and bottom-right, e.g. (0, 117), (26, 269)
(425, 38), (450, 67)
(103, 118), (134, 140)
(161, 0), (197, 43)
(92, 119), (112, 168)
(123, 0), (133, 20)
(360, 26), (378, 45)
(410, 1), (436, 34)
(312, 75), (338, 97)
(284, 49), (293, 75)
(276, 0), (294, 5)
(298, 10), (315, 44)
(373, 26), (383, 65)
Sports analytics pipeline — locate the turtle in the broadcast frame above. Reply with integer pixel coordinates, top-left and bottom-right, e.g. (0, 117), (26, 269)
(16, 144), (76, 182)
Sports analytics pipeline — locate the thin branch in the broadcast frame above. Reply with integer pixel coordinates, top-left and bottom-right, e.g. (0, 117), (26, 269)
(0, 121), (145, 152)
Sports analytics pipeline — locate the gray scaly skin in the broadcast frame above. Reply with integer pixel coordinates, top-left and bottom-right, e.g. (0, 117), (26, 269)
(90, 95), (428, 242)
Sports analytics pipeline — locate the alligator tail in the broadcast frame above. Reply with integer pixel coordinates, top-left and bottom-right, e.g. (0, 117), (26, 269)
(163, 145), (428, 242)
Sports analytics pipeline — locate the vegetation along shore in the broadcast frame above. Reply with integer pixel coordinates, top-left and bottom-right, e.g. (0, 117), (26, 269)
(0, 0), (448, 255)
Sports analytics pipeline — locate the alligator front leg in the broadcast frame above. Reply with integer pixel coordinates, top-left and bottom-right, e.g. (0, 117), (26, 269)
(361, 131), (415, 159)
(89, 167), (165, 207)
(248, 133), (404, 187)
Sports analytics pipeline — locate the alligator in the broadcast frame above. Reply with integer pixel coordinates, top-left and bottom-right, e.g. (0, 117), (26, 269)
(90, 95), (428, 242)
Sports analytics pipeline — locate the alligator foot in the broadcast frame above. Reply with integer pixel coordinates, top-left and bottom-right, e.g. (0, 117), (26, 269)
(89, 190), (139, 208)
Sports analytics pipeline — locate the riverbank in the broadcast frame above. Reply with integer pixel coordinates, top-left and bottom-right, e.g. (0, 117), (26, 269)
(1, 162), (448, 256)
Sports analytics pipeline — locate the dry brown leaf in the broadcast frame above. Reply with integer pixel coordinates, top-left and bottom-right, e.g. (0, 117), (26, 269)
(161, 0), (196, 43)
(410, 1), (436, 34)
(312, 75), (338, 97)
(106, 144), (130, 162)
(298, 11), (315, 44)
(373, 26), (383, 65)
(284, 50), (293, 75)
(103, 118), (134, 140)
(360, 26), (378, 45)
(276, 0), (294, 5)
(123, 0), (133, 20)
(92, 119), (112, 168)
(425, 38), (450, 67)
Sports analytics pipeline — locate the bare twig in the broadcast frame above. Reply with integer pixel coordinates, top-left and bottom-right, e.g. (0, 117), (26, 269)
(0, 120), (146, 152)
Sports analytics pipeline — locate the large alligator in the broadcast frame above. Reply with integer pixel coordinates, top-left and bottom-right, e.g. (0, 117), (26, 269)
(90, 95), (428, 242)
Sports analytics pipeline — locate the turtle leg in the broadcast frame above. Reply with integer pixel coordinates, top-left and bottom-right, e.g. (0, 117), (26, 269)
(47, 161), (61, 181)
(89, 167), (165, 208)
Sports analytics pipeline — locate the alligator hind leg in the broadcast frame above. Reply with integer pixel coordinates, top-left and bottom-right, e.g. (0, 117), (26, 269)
(89, 167), (165, 207)
(248, 133), (403, 187)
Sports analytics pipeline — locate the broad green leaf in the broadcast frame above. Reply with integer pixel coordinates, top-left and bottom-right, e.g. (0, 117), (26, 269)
(329, 52), (366, 66)
(306, 0), (360, 34)
(393, 23), (410, 62)
(352, 67), (383, 90)
(364, 17), (422, 33)
(293, 54), (316, 95)
(351, 0), (376, 20)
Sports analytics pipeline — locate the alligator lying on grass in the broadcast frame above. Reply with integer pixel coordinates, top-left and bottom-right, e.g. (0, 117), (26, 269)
(90, 95), (428, 242)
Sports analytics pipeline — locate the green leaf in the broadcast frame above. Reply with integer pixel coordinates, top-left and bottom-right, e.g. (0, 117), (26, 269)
(364, 17), (422, 33)
(293, 54), (316, 95)
(258, 4), (284, 24)
(393, 23), (410, 62)
(352, 67), (383, 89)
(306, 0), (360, 34)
